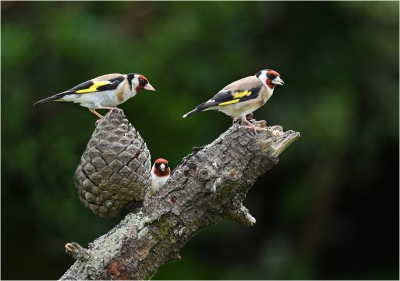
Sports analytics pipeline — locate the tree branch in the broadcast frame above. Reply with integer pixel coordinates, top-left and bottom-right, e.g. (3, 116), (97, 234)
(60, 116), (300, 280)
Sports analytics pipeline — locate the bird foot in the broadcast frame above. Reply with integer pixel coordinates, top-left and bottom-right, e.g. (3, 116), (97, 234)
(241, 125), (265, 135)
(241, 119), (265, 135)
(233, 113), (254, 124)
(106, 107), (123, 115)
(232, 117), (240, 124)
(89, 109), (104, 122)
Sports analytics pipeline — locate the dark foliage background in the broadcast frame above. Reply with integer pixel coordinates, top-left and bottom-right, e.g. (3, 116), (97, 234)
(2, 2), (399, 279)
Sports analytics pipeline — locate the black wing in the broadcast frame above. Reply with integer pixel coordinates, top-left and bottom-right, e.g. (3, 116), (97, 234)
(201, 86), (262, 108)
(182, 86), (263, 118)
(33, 76), (126, 105)
(69, 76), (125, 94)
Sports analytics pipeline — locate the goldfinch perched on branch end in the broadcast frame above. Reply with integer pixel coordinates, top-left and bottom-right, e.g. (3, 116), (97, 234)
(182, 69), (284, 133)
(33, 73), (155, 120)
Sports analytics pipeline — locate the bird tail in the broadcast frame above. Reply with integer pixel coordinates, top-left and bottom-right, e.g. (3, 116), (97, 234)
(182, 101), (218, 118)
(182, 107), (204, 118)
(33, 92), (71, 105)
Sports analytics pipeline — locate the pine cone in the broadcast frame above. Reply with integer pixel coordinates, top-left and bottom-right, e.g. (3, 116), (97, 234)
(74, 111), (151, 218)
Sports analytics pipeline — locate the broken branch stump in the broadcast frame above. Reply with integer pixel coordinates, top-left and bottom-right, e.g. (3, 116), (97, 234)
(60, 114), (299, 280)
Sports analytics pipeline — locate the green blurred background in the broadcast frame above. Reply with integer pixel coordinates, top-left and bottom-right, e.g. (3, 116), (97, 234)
(2, 1), (399, 279)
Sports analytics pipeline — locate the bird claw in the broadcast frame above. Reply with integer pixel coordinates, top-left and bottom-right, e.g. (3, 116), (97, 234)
(241, 125), (265, 135)
(241, 119), (265, 135)
(232, 117), (240, 124)
(107, 107), (123, 115)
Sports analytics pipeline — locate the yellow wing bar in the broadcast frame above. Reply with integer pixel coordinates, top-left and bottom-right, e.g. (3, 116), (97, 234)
(233, 90), (252, 99)
(75, 81), (110, 94)
(218, 90), (252, 106)
(219, 99), (240, 106)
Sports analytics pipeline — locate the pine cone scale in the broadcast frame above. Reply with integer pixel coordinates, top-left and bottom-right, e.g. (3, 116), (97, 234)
(74, 112), (151, 218)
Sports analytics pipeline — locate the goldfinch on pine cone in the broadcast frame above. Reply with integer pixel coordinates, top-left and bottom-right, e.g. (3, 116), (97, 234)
(182, 69), (284, 133)
(33, 73), (155, 120)
(149, 158), (170, 197)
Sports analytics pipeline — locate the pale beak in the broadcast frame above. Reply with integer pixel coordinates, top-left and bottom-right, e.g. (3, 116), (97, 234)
(272, 77), (284, 85)
(144, 83), (156, 91)
(160, 163), (165, 171)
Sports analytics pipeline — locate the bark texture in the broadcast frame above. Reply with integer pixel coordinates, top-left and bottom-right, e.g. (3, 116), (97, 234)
(60, 114), (299, 280)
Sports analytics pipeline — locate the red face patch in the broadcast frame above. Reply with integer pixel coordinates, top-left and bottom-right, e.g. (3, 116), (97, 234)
(266, 79), (275, 89)
(138, 74), (148, 82)
(267, 70), (280, 77)
(135, 74), (149, 92)
(154, 167), (170, 177)
(135, 85), (143, 92)
(265, 70), (280, 89)
(153, 158), (170, 177)
(155, 158), (168, 165)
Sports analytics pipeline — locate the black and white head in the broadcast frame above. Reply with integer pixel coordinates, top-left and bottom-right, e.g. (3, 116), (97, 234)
(256, 69), (284, 91)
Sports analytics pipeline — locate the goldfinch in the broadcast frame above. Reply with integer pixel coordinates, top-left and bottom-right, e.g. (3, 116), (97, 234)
(182, 69), (284, 133)
(33, 73), (155, 119)
(149, 158), (170, 197)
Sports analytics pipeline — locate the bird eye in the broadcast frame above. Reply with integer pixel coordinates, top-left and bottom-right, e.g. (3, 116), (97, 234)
(139, 78), (147, 85)
(267, 73), (276, 79)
